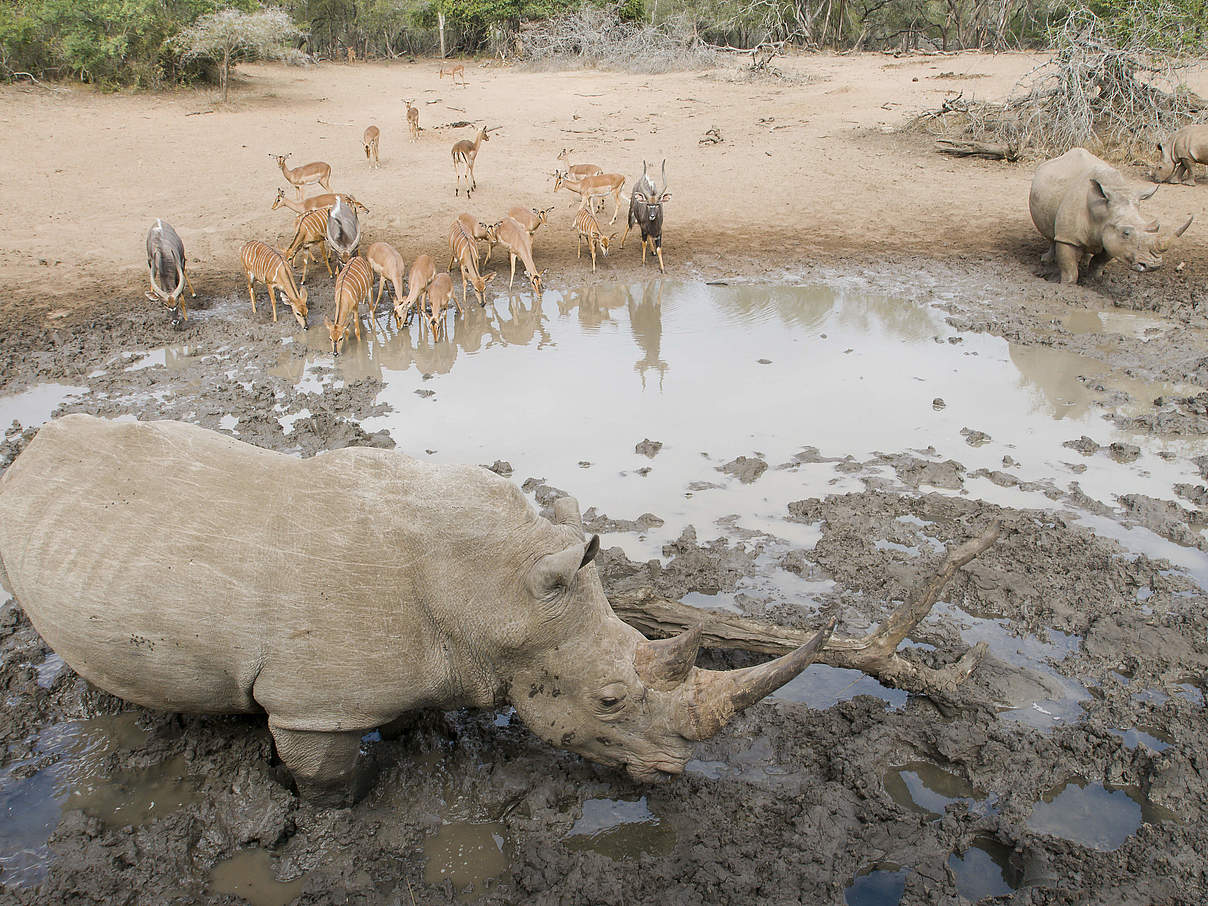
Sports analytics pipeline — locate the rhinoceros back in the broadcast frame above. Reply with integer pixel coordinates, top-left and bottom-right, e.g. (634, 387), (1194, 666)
(0, 415), (543, 728)
(1029, 148), (1128, 247)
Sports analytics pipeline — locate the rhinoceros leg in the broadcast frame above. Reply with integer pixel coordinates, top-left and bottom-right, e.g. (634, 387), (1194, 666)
(1040, 243), (1055, 265)
(1087, 250), (1112, 280)
(1054, 242), (1082, 284)
(269, 722), (371, 807)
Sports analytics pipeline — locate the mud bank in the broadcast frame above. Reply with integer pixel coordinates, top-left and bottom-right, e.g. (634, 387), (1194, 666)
(2, 262), (1208, 905)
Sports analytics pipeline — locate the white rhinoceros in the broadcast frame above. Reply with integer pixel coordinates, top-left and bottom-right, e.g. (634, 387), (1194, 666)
(0, 415), (830, 804)
(1029, 147), (1191, 283)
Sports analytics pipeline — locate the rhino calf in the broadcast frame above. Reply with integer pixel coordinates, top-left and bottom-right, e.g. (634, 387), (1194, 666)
(1154, 124), (1208, 186)
(1029, 148), (1191, 284)
(0, 416), (831, 805)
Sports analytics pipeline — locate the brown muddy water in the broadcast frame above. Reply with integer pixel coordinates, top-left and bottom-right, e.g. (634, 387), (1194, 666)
(2, 276), (1207, 904)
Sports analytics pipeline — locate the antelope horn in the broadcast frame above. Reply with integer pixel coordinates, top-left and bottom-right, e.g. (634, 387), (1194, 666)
(677, 618), (836, 740)
(1155, 215), (1193, 253)
(635, 625), (702, 689)
(660, 158), (667, 194)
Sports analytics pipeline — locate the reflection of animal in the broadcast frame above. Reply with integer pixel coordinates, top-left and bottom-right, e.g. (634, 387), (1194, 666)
(449, 217), (496, 308)
(282, 209), (332, 284)
(239, 240), (308, 328)
(1, 416), (833, 803)
(1153, 125), (1208, 185)
(145, 220), (196, 325)
(325, 256), (371, 355)
(452, 126), (498, 197)
(1029, 148), (1192, 284)
(496, 216), (547, 294)
(621, 160), (671, 273)
(326, 195), (361, 264)
(404, 99), (420, 142)
(366, 242), (406, 318)
(362, 125), (380, 169)
(425, 272), (456, 336)
(272, 188), (369, 219)
(553, 171), (626, 224)
(270, 154), (332, 199)
(396, 254), (436, 328)
(573, 207), (614, 272)
(439, 63), (467, 86)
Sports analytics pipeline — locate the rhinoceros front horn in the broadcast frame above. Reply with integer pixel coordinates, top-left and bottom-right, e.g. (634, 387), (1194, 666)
(635, 624), (702, 689)
(677, 618), (837, 741)
(1155, 215), (1194, 254)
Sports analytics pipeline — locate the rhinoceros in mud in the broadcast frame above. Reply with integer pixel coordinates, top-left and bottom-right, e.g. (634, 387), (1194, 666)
(0, 415), (832, 805)
(1153, 124), (1208, 185)
(1029, 147), (1192, 284)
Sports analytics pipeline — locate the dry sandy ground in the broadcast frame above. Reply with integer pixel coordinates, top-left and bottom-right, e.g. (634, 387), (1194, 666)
(2, 50), (1206, 327)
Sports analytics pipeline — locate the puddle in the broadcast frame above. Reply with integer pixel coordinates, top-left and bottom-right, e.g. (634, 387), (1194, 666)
(0, 713), (196, 887)
(883, 761), (994, 816)
(1109, 727), (1172, 753)
(0, 383), (88, 430)
(773, 664), (909, 710)
(209, 847), (307, 906)
(1027, 778), (1173, 851)
(123, 346), (201, 373)
(564, 796), (674, 861)
(1062, 309), (1169, 340)
(949, 836), (1021, 900)
(925, 602), (1090, 729)
(219, 279), (1204, 570)
(844, 864), (908, 906)
(423, 821), (510, 894)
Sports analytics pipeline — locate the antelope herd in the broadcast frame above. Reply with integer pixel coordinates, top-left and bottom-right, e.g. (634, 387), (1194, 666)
(143, 71), (674, 349)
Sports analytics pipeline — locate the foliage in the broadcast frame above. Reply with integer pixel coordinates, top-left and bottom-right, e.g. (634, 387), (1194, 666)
(518, 4), (716, 70)
(175, 6), (303, 100)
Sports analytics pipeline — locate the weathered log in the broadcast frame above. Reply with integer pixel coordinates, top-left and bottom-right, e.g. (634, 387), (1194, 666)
(935, 139), (1018, 161)
(612, 521), (1000, 702)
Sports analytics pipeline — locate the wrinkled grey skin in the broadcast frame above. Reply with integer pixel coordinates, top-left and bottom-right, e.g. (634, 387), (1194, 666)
(1153, 125), (1208, 185)
(145, 219), (188, 325)
(1029, 148), (1190, 284)
(326, 195), (361, 264)
(0, 416), (828, 805)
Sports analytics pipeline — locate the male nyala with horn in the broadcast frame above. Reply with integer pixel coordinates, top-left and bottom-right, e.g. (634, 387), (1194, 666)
(621, 160), (672, 273)
(0, 416), (835, 805)
(145, 220), (196, 326)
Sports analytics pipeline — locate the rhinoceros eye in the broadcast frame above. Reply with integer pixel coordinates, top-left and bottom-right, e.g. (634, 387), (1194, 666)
(597, 684), (628, 716)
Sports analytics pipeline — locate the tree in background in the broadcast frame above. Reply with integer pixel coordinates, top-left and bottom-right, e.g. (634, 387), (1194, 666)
(174, 6), (302, 101)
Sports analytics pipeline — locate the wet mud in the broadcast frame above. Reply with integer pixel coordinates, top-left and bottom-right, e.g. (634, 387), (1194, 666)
(2, 258), (1208, 905)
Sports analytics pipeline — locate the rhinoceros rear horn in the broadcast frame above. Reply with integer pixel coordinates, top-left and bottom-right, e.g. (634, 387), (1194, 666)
(679, 618), (836, 740)
(635, 624), (702, 689)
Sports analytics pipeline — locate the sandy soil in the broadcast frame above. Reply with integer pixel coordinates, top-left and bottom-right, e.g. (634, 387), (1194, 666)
(2, 50), (1206, 328)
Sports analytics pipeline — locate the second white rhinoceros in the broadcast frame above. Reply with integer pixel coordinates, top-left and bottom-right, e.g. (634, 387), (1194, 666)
(0, 415), (831, 804)
(1029, 147), (1191, 283)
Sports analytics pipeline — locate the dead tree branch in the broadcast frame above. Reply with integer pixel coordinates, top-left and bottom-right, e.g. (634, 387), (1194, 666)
(612, 521), (1001, 702)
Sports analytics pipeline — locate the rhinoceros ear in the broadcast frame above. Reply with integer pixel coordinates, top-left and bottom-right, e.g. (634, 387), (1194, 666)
(528, 534), (600, 602)
(553, 496), (584, 535)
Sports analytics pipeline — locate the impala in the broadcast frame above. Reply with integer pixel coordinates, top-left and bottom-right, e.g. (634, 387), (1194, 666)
(395, 254), (436, 329)
(425, 272), (456, 336)
(272, 188), (369, 218)
(506, 206), (553, 239)
(439, 63), (467, 86)
(366, 242), (406, 318)
(553, 171), (626, 224)
(495, 216), (547, 295)
(404, 99), (420, 142)
(452, 126), (500, 198)
(362, 125), (380, 169)
(270, 154), (333, 199)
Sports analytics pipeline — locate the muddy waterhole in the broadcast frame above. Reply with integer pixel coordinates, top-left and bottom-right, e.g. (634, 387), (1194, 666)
(1, 278), (1205, 903)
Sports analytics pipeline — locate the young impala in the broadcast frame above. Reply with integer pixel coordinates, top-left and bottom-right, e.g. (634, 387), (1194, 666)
(452, 126), (500, 198)
(404, 99), (420, 142)
(362, 125), (380, 169)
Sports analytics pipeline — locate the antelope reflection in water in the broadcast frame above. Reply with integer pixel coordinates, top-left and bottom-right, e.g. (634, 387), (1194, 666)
(629, 281), (667, 391)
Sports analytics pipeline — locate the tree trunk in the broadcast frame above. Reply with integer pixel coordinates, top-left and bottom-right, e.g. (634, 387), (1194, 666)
(221, 46), (230, 103)
(438, 11), (447, 58)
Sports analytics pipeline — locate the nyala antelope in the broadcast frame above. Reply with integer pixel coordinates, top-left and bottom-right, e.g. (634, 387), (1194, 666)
(282, 209), (333, 284)
(362, 125), (381, 169)
(448, 216), (497, 309)
(239, 240), (309, 329)
(573, 208), (615, 272)
(621, 160), (672, 273)
(145, 220), (196, 326)
(325, 256), (373, 356)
